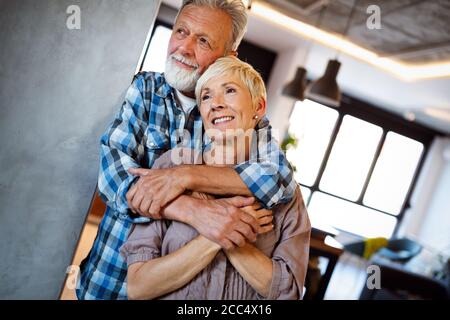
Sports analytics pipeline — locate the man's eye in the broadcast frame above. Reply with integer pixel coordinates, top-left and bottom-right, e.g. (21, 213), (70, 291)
(199, 38), (210, 48)
(176, 28), (186, 36)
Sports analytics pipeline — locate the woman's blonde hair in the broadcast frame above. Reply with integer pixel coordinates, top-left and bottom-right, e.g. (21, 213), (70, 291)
(195, 56), (267, 108)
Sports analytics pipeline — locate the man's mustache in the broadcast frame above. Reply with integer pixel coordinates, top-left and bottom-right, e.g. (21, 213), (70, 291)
(168, 53), (199, 69)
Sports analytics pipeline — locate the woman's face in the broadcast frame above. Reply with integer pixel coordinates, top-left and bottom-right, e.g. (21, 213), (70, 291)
(199, 73), (258, 138)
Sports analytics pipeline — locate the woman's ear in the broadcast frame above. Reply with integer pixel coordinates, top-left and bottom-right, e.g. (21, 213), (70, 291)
(255, 98), (266, 120)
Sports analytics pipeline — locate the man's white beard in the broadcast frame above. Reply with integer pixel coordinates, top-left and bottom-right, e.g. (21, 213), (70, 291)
(164, 54), (201, 93)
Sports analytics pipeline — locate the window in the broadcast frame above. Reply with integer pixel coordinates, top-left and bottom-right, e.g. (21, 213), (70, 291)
(319, 115), (382, 201)
(141, 25), (172, 72)
(308, 192), (397, 238)
(287, 100), (338, 186)
(363, 132), (424, 214)
(286, 98), (430, 239)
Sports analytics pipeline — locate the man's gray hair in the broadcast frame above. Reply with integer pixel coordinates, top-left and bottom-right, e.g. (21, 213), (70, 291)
(176, 0), (248, 52)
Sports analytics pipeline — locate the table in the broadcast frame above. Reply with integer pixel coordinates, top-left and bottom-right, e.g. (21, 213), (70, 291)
(304, 225), (344, 300)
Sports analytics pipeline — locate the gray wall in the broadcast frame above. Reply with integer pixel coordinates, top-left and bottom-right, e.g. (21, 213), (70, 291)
(0, 0), (161, 299)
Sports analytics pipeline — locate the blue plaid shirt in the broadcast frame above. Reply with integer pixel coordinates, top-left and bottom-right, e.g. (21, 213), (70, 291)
(77, 71), (296, 300)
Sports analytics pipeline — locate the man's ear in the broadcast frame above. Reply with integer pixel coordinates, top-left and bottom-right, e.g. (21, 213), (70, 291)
(255, 98), (266, 119)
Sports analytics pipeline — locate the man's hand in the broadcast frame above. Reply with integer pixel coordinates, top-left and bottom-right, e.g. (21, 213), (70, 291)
(187, 196), (272, 250)
(126, 167), (187, 218)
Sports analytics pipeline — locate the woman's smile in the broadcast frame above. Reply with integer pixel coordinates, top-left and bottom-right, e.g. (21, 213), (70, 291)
(211, 115), (235, 126)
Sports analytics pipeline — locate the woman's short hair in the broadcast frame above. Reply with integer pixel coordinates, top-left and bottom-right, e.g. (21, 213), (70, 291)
(195, 56), (267, 108)
(177, 0), (248, 52)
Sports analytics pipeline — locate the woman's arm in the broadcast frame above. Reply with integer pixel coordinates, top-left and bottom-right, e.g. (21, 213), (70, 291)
(127, 235), (220, 300)
(225, 188), (311, 300)
(223, 203), (274, 297)
(125, 192), (274, 300)
(224, 242), (273, 297)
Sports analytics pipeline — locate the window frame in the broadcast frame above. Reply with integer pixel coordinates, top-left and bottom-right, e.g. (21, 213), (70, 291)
(294, 92), (444, 238)
(137, 19), (174, 73)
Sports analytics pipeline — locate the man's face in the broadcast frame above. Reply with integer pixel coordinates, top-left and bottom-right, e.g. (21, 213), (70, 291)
(165, 5), (233, 95)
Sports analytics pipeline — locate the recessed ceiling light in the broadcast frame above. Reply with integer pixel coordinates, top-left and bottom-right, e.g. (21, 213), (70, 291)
(403, 111), (416, 122)
(423, 108), (450, 123)
(250, 2), (450, 81)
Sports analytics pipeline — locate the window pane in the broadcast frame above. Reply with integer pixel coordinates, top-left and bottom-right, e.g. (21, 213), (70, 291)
(286, 100), (338, 186)
(299, 185), (311, 204)
(364, 132), (424, 214)
(319, 115), (382, 201)
(141, 25), (172, 73)
(308, 192), (397, 238)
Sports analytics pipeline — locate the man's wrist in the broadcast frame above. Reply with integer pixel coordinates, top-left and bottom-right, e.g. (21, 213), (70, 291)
(160, 194), (191, 222)
(177, 165), (194, 190)
(182, 195), (203, 226)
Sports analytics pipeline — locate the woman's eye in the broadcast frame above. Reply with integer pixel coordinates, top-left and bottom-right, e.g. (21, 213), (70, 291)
(226, 87), (236, 94)
(201, 94), (210, 101)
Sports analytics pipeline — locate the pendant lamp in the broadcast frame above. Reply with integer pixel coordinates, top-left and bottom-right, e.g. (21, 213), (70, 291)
(305, 0), (358, 107)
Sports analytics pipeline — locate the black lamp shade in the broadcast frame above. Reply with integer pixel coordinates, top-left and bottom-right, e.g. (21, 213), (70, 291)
(305, 59), (341, 107)
(282, 67), (307, 101)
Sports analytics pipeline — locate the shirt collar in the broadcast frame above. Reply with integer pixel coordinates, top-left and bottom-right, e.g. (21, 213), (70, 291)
(155, 73), (175, 99)
(256, 116), (270, 130)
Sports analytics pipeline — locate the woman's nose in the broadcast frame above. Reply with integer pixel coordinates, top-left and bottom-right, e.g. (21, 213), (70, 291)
(211, 95), (225, 110)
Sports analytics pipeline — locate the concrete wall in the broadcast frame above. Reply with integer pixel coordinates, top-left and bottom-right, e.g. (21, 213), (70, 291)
(0, 0), (161, 299)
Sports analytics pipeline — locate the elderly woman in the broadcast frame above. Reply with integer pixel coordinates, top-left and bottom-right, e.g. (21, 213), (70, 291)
(119, 56), (311, 300)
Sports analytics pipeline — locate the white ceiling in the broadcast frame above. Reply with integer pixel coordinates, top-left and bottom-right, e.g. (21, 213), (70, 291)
(162, 0), (450, 134)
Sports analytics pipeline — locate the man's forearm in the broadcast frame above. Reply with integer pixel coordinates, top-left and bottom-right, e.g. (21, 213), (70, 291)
(180, 165), (252, 197)
(160, 194), (198, 224)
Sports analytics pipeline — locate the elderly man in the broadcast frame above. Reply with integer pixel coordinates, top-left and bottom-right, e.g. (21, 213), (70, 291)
(77, 0), (297, 300)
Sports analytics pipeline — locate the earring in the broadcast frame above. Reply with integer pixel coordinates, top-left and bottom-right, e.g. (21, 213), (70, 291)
(253, 115), (259, 120)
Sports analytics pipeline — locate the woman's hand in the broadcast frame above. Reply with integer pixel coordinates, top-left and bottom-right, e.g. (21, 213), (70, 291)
(241, 203), (274, 234)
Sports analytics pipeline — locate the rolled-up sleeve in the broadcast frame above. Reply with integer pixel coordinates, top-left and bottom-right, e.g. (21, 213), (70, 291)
(98, 73), (161, 223)
(235, 119), (296, 209)
(119, 222), (166, 267)
(259, 187), (311, 300)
